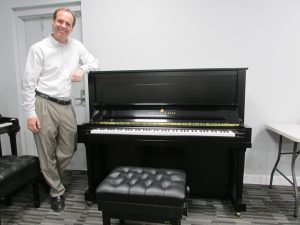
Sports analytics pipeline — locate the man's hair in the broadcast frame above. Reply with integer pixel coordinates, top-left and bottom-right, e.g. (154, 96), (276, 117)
(53, 8), (76, 27)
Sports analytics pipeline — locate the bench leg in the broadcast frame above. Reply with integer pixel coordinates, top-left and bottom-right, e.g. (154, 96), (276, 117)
(39, 175), (50, 194)
(5, 195), (12, 206)
(32, 178), (40, 208)
(102, 213), (111, 225)
(170, 218), (181, 225)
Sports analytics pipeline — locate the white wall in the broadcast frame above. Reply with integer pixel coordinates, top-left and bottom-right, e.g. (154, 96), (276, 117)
(1, 0), (300, 185)
(0, 0), (21, 155)
(81, 0), (300, 185)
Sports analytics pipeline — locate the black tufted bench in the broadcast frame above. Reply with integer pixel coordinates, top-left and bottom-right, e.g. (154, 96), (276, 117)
(0, 155), (41, 208)
(96, 166), (187, 225)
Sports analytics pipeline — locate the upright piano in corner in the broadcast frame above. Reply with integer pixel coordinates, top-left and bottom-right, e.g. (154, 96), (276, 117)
(77, 68), (252, 214)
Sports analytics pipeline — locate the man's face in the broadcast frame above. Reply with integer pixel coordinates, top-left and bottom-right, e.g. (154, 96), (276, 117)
(52, 10), (74, 42)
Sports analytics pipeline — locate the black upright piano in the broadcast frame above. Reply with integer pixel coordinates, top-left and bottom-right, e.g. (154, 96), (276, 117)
(0, 115), (20, 157)
(77, 68), (252, 213)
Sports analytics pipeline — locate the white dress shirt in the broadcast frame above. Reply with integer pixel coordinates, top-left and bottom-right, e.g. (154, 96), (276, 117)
(22, 35), (99, 119)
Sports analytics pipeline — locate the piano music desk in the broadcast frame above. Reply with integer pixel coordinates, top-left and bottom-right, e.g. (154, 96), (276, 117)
(267, 123), (300, 217)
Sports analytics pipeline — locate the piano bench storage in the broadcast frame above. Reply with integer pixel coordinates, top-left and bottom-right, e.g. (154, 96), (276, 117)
(96, 166), (187, 225)
(0, 155), (41, 208)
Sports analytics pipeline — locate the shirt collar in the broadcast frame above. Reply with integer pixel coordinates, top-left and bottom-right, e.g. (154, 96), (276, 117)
(49, 34), (69, 47)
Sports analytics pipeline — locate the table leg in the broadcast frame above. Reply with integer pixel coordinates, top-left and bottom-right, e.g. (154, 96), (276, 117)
(0, 137), (2, 157)
(291, 142), (298, 217)
(270, 135), (283, 188)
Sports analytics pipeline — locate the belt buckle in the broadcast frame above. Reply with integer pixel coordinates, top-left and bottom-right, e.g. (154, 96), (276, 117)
(57, 98), (70, 105)
(58, 99), (67, 105)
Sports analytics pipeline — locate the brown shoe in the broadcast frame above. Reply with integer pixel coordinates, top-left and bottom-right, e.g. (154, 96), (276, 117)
(50, 195), (65, 212)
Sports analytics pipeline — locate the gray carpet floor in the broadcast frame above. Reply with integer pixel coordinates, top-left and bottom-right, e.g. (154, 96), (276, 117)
(1, 170), (299, 225)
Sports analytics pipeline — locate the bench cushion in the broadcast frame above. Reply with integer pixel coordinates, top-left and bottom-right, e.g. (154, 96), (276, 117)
(96, 166), (186, 207)
(0, 155), (40, 187)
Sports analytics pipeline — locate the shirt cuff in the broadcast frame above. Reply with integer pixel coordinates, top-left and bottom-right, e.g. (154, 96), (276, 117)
(26, 111), (37, 119)
(80, 66), (88, 74)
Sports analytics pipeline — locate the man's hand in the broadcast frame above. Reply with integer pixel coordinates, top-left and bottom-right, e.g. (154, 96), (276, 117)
(71, 68), (84, 82)
(27, 116), (41, 133)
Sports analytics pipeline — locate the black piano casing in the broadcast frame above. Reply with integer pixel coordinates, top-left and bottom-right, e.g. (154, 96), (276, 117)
(78, 68), (252, 213)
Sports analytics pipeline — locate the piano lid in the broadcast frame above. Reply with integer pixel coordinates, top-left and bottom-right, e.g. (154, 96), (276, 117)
(88, 68), (247, 124)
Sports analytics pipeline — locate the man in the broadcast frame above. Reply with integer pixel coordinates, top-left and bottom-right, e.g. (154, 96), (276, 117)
(22, 8), (99, 212)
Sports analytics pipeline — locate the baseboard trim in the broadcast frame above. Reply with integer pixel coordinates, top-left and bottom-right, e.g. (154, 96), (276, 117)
(244, 174), (298, 186)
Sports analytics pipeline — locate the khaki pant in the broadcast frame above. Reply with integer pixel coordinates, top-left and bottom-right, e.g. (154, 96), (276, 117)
(34, 96), (77, 197)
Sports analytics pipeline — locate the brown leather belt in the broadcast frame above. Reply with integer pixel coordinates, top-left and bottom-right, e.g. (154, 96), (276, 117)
(36, 91), (71, 105)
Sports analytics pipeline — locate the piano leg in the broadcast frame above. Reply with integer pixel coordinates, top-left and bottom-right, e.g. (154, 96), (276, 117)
(84, 142), (96, 202)
(230, 148), (247, 213)
(8, 131), (18, 156)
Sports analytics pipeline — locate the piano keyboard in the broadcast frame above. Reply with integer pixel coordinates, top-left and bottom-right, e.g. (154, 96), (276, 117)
(90, 127), (235, 137)
(0, 122), (13, 128)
